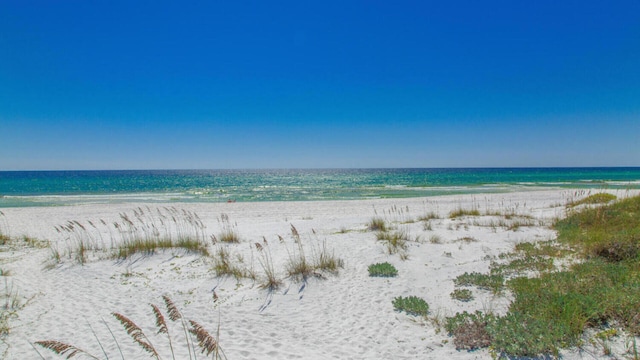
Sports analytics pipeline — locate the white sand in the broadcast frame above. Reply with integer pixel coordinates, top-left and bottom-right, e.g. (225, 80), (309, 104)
(1, 189), (637, 359)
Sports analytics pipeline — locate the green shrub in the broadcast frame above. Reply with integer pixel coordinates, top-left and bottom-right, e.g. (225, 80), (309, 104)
(445, 311), (495, 351)
(368, 262), (398, 277)
(392, 296), (429, 317)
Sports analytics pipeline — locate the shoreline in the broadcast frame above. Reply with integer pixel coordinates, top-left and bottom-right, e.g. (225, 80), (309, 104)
(1, 188), (638, 359)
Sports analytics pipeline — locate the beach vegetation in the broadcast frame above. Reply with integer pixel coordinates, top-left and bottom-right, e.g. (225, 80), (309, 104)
(450, 289), (474, 302)
(392, 296), (429, 317)
(376, 230), (408, 254)
(428, 234), (443, 244)
(285, 239), (314, 280)
(453, 272), (504, 294)
(53, 207), (210, 265)
(35, 296), (227, 359)
(449, 207), (480, 219)
(283, 226), (344, 281)
(212, 246), (255, 280)
(367, 217), (388, 232)
(368, 262), (398, 277)
(446, 194), (640, 358)
(0, 211), (9, 245)
(417, 211), (439, 221)
(445, 311), (494, 351)
(454, 236), (477, 243)
(313, 240), (344, 273)
(1, 278), (27, 343)
(255, 240), (282, 290)
(217, 213), (240, 243)
(567, 192), (616, 207)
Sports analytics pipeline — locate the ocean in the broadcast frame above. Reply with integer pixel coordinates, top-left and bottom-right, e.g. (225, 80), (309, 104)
(1, 168), (639, 207)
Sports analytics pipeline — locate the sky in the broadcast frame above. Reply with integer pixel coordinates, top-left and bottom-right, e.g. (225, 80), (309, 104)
(1, 1), (639, 170)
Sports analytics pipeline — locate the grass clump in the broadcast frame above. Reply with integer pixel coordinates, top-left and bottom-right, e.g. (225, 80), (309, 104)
(212, 246), (254, 280)
(255, 240), (282, 290)
(217, 213), (240, 243)
(313, 240), (344, 273)
(392, 296), (429, 317)
(284, 225), (344, 281)
(368, 262), (398, 277)
(375, 230), (408, 254)
(449, 208), (480, 219)
(367, 217), (388, 232)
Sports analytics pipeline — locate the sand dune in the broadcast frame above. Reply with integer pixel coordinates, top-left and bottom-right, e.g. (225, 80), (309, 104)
(1, 189), (636, 359)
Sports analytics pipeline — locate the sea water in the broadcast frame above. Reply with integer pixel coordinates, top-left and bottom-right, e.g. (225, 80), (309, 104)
(1, 168), (639, 207)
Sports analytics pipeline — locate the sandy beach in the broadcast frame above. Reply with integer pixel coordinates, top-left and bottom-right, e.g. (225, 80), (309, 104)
(1, 188), (637, 359)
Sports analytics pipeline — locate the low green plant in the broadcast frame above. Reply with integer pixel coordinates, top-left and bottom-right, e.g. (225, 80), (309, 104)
(453, 272), (504, 293)
(450, 289), (474, 302)
(392, 296), (429, 317)
(368, 262), (398, 277)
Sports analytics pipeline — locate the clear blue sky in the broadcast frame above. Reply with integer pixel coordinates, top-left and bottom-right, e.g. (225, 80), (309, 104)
(1, 1), (639, 170)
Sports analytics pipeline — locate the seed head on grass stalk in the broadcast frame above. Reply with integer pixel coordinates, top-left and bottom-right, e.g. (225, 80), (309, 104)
(112, 312), (159, 359)
(34, 340), (100, 360)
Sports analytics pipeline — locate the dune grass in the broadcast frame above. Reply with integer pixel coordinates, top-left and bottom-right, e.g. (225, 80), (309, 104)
(367, 217), (388, 232)
(449, 208), (481, 219)
(285, 225), (344, 281)
(36, 296), (226, 359)
(376, 230), (409, 255)
(255, 239), (282, 290)
(446, 194), (640, 358)
(53, 207), (210, 265)
(567, 192), (617, 207)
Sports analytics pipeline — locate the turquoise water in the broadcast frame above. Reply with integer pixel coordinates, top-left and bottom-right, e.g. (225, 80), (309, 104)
(1, 168), (639, 207)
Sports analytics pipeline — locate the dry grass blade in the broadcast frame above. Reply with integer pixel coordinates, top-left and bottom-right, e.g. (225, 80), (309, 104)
(162, 295), (182, 321)
(189, 320), (217, 356)
(112, 312), (159, 359)
(34, 340), (99, 359)
(151, 304), (168, 334)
